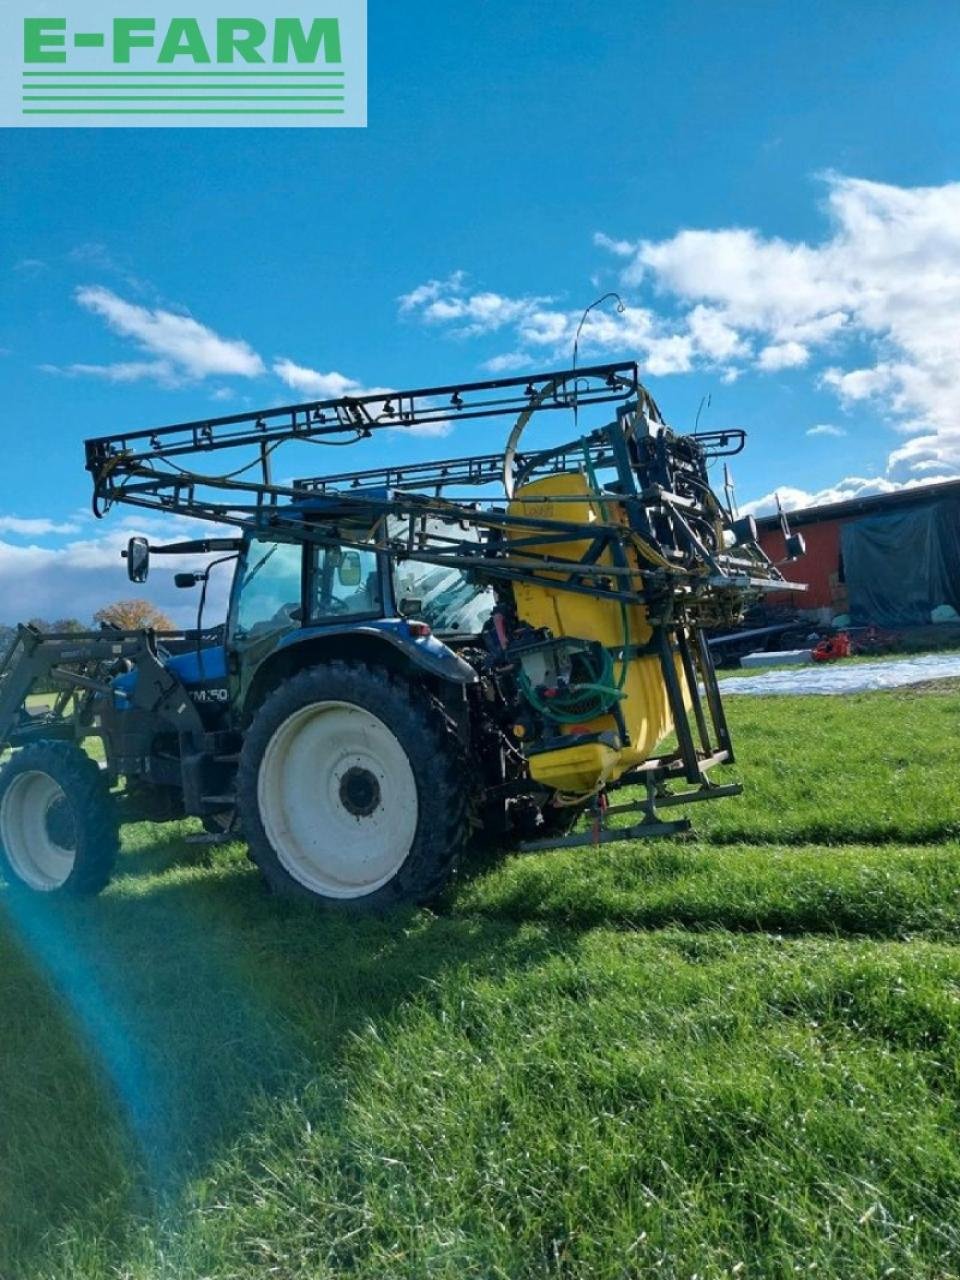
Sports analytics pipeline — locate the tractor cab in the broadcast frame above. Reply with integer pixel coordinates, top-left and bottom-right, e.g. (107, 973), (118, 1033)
(125, 505), (486, 725)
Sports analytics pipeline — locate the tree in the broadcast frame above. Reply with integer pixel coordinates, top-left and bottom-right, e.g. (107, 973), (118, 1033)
(94, 600), (175, 632)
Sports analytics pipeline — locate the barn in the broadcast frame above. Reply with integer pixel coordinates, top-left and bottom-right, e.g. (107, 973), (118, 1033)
(754, 477), (960, 627)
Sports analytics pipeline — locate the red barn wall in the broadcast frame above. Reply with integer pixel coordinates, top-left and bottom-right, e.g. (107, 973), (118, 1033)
(758, 517), (844, 611)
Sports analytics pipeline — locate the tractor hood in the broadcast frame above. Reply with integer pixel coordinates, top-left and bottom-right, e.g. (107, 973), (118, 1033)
(111, 643), (228, 701)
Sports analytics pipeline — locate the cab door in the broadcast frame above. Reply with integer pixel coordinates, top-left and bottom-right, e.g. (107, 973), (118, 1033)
(309, 544), (384, 623)
(227, 535), (306, 705)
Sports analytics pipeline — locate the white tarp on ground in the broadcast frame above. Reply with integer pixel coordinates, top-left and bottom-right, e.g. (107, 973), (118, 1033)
(719, 652), (960, 696)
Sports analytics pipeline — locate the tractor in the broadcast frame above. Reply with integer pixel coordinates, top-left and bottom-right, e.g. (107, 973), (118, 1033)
(0, 363), (802, 909)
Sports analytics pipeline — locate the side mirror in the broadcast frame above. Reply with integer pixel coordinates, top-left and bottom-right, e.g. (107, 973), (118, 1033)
(337, 550), (362, 588)
(126, 536), (150, 584)
(174, 572), (203, 589)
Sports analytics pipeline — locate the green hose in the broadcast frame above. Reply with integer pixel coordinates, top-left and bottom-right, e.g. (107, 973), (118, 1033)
(517, 643), (624, 725)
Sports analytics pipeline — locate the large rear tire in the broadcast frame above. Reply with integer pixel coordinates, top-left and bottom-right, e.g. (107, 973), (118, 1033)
(0, 741), (119, 895)
(238, 663), (469, 910)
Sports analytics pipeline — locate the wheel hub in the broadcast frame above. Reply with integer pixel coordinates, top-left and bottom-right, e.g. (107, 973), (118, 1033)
(44, 796), (77, 850)
(338, 765), (381, 817)
(0, 770), (78, 891)
(256, 699), (419, 899)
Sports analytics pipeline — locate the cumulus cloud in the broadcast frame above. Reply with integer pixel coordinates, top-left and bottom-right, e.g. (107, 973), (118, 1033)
(482, 351), (532, 373)
(685, 305), (749, 361)
(806, 423), (847, 438)
(399, 278), (706, 377)
(273, 358), (364, 399)
(406, 176), (960, 482)
(0, 513), (235, 628)
(0, 516), (80, 538)
(757, 340), (809, 371)
(611, 175), (960, 475)
(66, 286), (266, 384)
(741, 473), (959, 518)
(400, 273), (554, 338)
(273, 358), (452, 438)
(592, 232), (637, 258)
(397, 272), (466, 313)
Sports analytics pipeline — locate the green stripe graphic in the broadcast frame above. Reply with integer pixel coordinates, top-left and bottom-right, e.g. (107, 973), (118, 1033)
(24, 96), (345, 102)
(19, 66), (353, 120)
(22, 70), (344, 77)
(22, 108), (346, 114)
(22, 82), (346, 90)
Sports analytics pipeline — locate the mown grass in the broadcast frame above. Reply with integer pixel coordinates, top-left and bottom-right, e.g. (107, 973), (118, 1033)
(2, 684), (960, 1279)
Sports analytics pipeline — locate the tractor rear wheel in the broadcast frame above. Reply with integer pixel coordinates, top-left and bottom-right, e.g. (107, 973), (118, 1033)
(0, 741), (119, 895)
(238, 662), (469, 909)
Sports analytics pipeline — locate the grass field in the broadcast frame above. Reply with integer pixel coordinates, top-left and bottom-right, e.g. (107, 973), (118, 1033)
(2, 684), (960, 1278)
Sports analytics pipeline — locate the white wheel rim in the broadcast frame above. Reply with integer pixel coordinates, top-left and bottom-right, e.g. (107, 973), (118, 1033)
(0, 771), (77, 891)
(257, 700), (419, 899)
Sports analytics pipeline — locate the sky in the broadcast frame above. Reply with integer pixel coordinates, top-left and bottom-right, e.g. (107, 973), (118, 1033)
(1, 0), (959, 624)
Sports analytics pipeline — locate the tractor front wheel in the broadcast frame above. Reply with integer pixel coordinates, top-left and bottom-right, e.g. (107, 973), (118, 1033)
(0, 741), (119, 895)
(238, 663), (469, 910)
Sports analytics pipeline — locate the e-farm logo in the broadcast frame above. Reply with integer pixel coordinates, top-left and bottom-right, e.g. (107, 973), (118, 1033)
(1, 1), (366, 127)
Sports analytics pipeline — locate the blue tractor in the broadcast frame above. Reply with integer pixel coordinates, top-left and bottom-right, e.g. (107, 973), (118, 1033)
(0, 364), (801, 909)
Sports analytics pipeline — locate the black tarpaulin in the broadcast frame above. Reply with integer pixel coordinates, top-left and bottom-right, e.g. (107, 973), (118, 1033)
(841, 499), (960, 626)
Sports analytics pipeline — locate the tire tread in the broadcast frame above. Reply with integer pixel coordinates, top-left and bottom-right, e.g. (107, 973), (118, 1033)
(238, 661), (470, 910)
(0, 740), (119, 895)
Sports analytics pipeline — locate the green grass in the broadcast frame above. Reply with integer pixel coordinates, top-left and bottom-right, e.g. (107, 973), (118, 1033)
(2, 685), (960, 1278)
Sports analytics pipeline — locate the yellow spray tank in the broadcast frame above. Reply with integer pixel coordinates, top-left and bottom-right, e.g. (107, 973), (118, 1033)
(506, 470), (693, 796)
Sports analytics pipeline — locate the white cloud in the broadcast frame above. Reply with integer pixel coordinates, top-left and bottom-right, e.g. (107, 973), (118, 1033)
(397, 272), (466, 313)
(821, 363), (897, 403)
(41, 359), (180, 386)
(686, 305), (749, 361)
(482, 351), (532, 373)
(757, 340), (809, 371)
(0, 514), (235, 629)
(0, 516), (80, 537)
(73, 286), (265, 381)
(409, 176), (960, 481)
(273, 358), (363, 399)
(399, 279), (706, 378)
(806, 423), (847, 438)
(273, 359), (451, 437)
(387, 418), (452, 438)
(741, 473), (958, 518)
(592, 232), (637, 258)
(611, 175), (960, 475)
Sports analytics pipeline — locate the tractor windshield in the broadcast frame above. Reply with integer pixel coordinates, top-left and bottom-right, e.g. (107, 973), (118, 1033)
(234, 537), (303, 638)
(390, 516), (494, 636)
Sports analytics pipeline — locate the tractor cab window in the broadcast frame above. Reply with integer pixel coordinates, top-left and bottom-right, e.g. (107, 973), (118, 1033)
(390, 516), (495, 636)
(312, 546), (382, 621)
(234, 538), (303, 638)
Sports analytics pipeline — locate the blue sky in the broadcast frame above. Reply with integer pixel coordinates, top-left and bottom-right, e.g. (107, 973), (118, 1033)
(1, 0), (959, 622)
